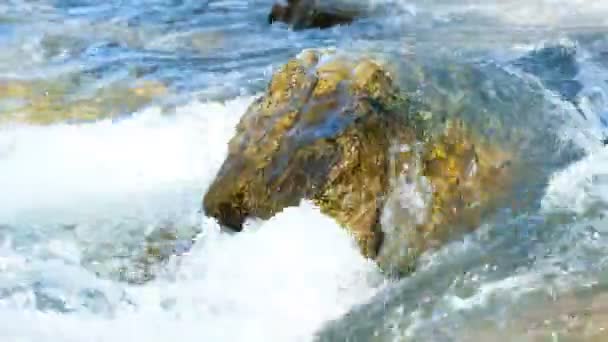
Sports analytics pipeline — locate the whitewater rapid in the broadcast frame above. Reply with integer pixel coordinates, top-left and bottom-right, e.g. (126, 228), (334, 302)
(0, 96), (384, 342)
(3, 87), (607, 342)
(2, 0), (608, 341)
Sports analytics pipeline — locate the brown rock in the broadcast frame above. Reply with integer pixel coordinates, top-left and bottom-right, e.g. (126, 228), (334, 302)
(203, 50), (513, 274)
(268, 0), (357, 30)
(377, 120), (513, 273)
(203, 50), (408, 257)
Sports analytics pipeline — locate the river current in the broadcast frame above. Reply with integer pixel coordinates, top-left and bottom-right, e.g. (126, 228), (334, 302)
(1, 1), (608, 341)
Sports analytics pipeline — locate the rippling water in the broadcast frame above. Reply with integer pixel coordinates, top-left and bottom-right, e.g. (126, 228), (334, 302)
(1, 0), (608, 341)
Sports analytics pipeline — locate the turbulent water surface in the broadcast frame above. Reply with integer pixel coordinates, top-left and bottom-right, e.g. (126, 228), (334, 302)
(1, 0), (608, 341)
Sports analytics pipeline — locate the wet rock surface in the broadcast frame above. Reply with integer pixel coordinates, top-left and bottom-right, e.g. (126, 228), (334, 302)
(203, 49), (514, 274)
(268, 0), (358, 30)
(203, 49), (408, 257)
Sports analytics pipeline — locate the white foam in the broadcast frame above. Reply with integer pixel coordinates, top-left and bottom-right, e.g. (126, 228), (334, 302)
(542, 148), (608, 215)
(0, 203), (383, 342)
(0, 97), (384, 341)
(0, 97), (250, 224)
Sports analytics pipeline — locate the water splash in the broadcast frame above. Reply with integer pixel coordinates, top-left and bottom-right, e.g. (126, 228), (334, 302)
(0, 96), (383, 341)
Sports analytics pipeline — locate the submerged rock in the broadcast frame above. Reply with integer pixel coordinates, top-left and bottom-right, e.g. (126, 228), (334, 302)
(268, 0), (358, 30)
(203, 50), (513, 274)
(377, 120), (513, 273)
(0, 78), (167, 125)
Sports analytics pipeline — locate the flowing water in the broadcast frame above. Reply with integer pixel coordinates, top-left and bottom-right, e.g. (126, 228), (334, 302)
(1, 0), (608, 341)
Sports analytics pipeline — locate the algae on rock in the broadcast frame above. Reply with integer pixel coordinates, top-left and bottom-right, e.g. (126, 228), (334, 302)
(204, 49), (411, 257)
(377, 119), (513, 274)
(203, 49), (514, 274)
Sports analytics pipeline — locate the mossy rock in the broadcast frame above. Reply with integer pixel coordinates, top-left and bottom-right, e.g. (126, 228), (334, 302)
(377, 119), (513, 274)
(204, 50), (408, 257)
(203, 50), (514, 274)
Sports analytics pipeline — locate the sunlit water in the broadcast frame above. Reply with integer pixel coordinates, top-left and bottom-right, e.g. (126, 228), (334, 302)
(1, 0), (608, 341)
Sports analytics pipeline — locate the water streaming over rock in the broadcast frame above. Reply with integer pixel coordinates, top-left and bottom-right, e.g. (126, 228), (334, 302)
(1, 0), (608, 341)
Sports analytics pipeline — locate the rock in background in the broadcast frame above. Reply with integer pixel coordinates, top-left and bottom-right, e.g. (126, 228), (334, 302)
(268, 0), (362, 30)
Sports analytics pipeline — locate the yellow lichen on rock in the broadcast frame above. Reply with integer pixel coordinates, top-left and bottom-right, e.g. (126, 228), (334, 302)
(423, 120), (512, 232)
(203, 50), (407, 258)
(203, 49), (515, 275)
(377, 119), (513, 273)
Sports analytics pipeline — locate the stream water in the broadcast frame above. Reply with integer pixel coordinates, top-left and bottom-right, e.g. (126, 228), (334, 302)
(1, 0), (608, 341)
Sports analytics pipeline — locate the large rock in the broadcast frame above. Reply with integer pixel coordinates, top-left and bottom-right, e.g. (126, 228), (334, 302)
(203, 50), (513, 273)
(204, 50), (407, 256)
(268, 0), (358, 30)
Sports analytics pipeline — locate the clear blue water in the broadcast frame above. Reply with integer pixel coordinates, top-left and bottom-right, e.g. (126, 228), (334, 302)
(1, 0), (608, 341)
